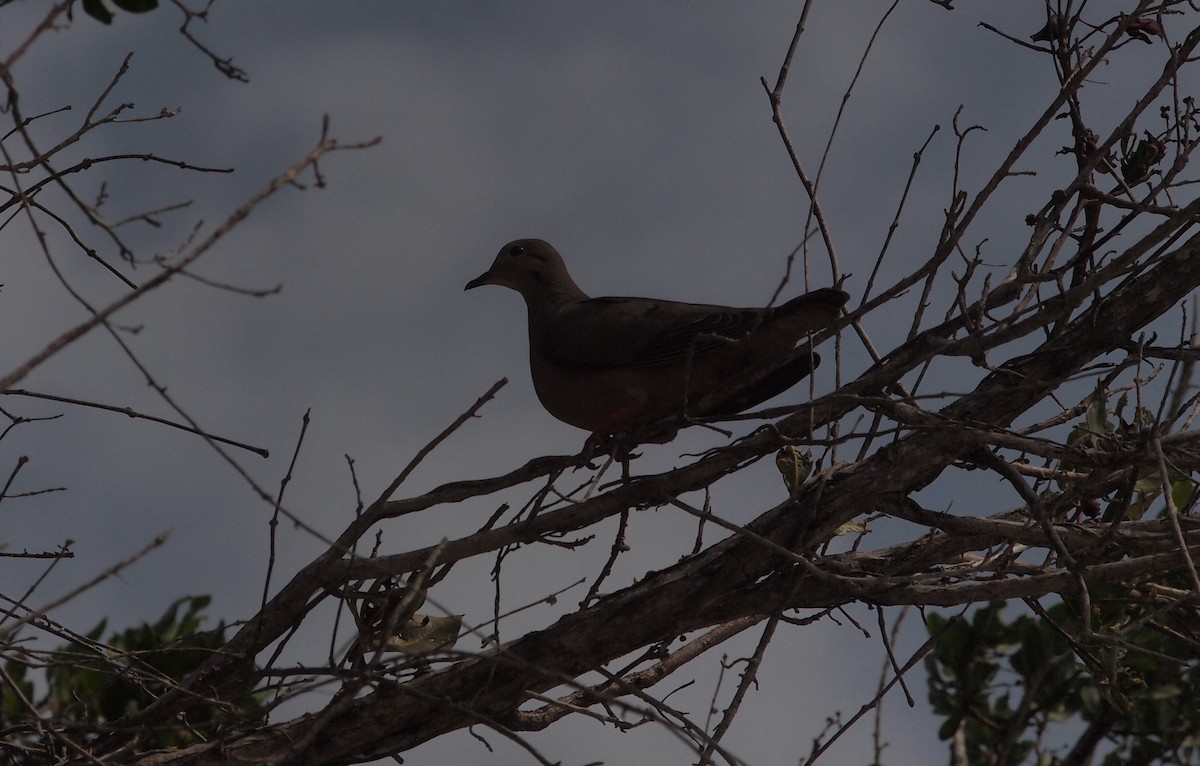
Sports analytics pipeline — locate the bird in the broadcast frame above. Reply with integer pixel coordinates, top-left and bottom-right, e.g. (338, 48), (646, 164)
(465, 239), (848, 454)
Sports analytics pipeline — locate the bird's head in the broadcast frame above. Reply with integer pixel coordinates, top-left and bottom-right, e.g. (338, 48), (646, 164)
(465, 239), (585, 301)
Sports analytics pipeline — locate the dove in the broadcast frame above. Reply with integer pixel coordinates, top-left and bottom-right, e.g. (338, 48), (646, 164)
(466, 239), (847, 451)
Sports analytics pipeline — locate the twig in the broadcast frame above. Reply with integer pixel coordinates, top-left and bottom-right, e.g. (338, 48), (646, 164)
(3, 389), (268, 457)
(263, 410), (312, 610)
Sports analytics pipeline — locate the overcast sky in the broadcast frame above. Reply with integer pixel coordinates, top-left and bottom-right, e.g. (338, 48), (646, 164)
(1, 2), (1165, 764)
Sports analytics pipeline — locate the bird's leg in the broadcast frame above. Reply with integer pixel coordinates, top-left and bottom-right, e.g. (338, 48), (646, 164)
(583, 390), (650, 453)
(580, 432), (639, 469)
(576, 435), (639, 473)
(579, 391), (686, 469)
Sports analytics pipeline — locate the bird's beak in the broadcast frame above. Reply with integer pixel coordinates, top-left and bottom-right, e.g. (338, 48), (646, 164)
(465, 270), (493, 291)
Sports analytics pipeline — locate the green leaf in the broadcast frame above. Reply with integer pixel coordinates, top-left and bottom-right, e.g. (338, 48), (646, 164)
(835, 519), (868, 536)
(112, 0), (159, 12)
(937, 716), (960, 741)
(82, 0), (114, 24)
(387, 613), (463, 654)
(86, 618), (108, 641)
(1115, 392), (1130, 422)
(775, 446), (813, 493)
(1133, 473), (1162, 495)
(1171, 479), (1195, 512)
(1086, 398), (1110, 439)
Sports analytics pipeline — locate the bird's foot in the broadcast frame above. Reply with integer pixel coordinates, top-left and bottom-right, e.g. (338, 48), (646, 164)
(578, 431), (641, 469)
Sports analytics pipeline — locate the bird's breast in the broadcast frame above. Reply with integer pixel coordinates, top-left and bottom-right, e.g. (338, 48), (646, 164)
(527, 351), (762, 433)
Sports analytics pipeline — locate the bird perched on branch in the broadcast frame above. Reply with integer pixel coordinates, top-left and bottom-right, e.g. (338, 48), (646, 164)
(466, 238), (847, 454)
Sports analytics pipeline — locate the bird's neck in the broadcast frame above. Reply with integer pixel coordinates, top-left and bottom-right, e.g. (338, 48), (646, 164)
(522, 279), (588, 338)
(524, 278), (589, 312)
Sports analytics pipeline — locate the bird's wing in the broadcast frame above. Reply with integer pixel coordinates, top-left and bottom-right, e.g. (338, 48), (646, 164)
(539, 296), (776, 370)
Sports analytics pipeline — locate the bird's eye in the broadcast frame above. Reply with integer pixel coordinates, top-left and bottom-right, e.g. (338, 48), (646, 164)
(508, 244), (525, 258)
